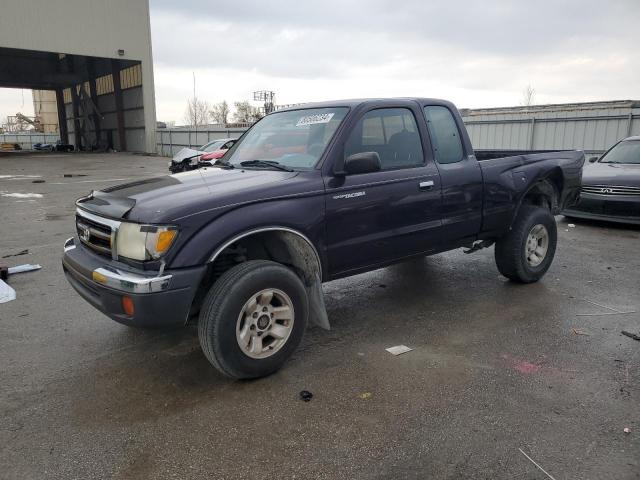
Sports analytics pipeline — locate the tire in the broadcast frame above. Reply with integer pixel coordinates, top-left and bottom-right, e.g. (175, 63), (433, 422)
(494, 205), (557, 283)
(198, 260), (308, 379)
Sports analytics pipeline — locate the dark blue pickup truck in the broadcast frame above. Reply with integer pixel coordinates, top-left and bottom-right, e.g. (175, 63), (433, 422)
(62, 98), (584, 378)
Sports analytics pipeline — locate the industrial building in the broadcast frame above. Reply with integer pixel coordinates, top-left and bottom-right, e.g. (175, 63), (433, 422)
(0, 0), (156, 152)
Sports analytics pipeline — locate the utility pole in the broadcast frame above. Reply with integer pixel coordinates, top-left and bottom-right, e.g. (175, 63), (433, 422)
(193, 71), (197, 141)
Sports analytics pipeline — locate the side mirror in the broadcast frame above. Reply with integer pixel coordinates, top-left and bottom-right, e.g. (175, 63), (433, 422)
(343, 152), (381, 175)
(588, 156), (599, 163)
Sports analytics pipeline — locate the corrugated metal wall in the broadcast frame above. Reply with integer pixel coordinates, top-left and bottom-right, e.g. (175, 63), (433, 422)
(461, 100), (640, 155)
(63, 64), (146, 151)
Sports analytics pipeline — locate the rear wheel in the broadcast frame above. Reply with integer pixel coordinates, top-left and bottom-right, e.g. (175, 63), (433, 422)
(198, 260), (308, 379)
(494, 205), (557, 283)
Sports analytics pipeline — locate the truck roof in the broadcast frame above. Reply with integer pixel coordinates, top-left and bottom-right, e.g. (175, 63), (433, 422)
(275, 97), (456, 112)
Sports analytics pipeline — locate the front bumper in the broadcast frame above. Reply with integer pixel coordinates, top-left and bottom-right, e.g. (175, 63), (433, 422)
(62, 237), (206, 327)
(562, 192), (640, 225)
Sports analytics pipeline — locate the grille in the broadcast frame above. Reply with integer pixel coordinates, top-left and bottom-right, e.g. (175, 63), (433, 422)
(76, 213), (114, 258)
(581, 185), (640, 196)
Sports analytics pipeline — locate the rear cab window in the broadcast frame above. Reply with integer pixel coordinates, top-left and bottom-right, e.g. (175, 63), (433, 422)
(423, 106), (464, 164)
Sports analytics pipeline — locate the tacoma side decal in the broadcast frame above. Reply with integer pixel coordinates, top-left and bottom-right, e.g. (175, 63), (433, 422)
(332, 191), (366, 200)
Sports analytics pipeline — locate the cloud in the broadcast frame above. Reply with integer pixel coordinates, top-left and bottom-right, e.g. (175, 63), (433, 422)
(148, 0), (640, 122)
(2, 1), (638, 123)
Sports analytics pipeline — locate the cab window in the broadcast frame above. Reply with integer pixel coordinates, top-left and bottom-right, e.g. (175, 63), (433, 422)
(423, 106), (464, 164)
(345, 108), (424, 170)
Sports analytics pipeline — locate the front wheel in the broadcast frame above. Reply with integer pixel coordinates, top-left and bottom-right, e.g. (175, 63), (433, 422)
(494, 205), (557, 283)
(198, 260), (308, 379)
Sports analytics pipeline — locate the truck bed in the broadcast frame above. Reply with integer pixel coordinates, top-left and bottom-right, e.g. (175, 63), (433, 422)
(476, 149), (585, 237)
(475, 149), (572, 161)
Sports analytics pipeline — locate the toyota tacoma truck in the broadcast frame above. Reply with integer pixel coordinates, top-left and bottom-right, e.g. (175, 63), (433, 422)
(62, 98), (584, 379)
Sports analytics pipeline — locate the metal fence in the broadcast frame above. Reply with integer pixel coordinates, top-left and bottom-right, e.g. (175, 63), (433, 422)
(0, 133), (60, 150)
(461, 100), (640, 156)
(156, 128), (247, 157)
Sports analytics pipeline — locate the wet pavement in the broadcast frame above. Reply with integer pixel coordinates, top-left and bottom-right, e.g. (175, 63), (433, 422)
(1, 152), (639, 479)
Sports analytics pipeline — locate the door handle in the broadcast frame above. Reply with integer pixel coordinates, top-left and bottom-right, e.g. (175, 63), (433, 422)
(419, 180), (434, 191)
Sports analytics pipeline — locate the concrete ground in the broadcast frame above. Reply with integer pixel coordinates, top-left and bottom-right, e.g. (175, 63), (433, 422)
(1, 152), (639, 479)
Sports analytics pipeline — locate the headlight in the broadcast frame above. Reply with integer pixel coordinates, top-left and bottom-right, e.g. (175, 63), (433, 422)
(116, 223), (178, 261)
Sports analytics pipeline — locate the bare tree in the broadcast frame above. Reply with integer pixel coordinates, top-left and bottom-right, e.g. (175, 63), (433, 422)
(210, 100), (230, 125)
(233, 101), (263, 123)
(521, 85), (536, 107)
(183, 97), (210, 127)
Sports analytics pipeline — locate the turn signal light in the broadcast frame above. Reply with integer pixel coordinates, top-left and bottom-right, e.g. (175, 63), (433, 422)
(155, 230), (177, 254)
(122, 296), (135, 316)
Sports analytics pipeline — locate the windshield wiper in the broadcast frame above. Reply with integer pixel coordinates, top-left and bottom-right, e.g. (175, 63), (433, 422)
(239, 160), (294, 172)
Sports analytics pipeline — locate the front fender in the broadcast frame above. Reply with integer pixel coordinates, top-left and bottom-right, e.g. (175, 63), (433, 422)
(170, 195), (327, 273)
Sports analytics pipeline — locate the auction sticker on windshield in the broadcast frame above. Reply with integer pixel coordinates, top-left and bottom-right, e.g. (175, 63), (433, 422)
(296, 113), (335, 127)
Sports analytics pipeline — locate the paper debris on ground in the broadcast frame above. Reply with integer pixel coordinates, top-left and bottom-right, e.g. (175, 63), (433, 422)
(572, 328), (591, 336)
(7, 264), (41, 275)
(0, 192), (43, 198)
(0, 279), (16, 303)
(568, 223), (576, 228)
(385, 345), (413, 356)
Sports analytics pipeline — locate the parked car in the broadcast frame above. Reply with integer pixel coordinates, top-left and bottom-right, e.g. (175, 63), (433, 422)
(169, 138), (237, 173)
(63, 98), (583, 379)
(33, 140), (74, 152)
(562, 136), (640, 224)
(199, 139), (237, 162)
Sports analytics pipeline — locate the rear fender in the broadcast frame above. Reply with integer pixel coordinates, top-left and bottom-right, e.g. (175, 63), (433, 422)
(510, 176), (559, 228)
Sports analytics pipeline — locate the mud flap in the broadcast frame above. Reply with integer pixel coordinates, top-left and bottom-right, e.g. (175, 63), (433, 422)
(307, 273), (330, 330)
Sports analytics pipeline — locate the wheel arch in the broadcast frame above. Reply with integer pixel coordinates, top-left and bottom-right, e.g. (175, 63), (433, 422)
(208, 226), (322, 275)
(191, 226), (330, 330)
(511, 169), (563, 228)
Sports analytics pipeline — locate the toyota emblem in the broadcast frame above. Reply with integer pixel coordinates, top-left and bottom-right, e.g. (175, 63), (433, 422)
(80, 225), (91, 242)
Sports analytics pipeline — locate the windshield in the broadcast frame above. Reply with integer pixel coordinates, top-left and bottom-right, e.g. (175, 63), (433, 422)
(599, 140), (640, 164)
(225, 107), (349, 169)
(201, 140), (228, 153)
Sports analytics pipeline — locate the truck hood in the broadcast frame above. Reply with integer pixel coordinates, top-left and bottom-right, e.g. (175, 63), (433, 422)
(77, 167), (300, 223)
(583, 162), (640, 187)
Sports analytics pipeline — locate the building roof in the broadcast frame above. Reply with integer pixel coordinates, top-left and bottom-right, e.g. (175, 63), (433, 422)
(461, 100), (640, 117)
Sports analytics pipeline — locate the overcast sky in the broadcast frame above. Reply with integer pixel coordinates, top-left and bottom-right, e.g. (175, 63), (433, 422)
(2, 0), (639, 123)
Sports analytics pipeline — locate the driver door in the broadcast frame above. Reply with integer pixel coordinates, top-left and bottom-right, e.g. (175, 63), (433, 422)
(324, 105), (442, 276)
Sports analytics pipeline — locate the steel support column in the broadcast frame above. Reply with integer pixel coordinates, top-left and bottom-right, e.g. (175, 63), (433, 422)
(87, 60), (102, 147)
(111, 59), (127, 151)
(70, 86), (82, 151)
(55, 88), (68, 144)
